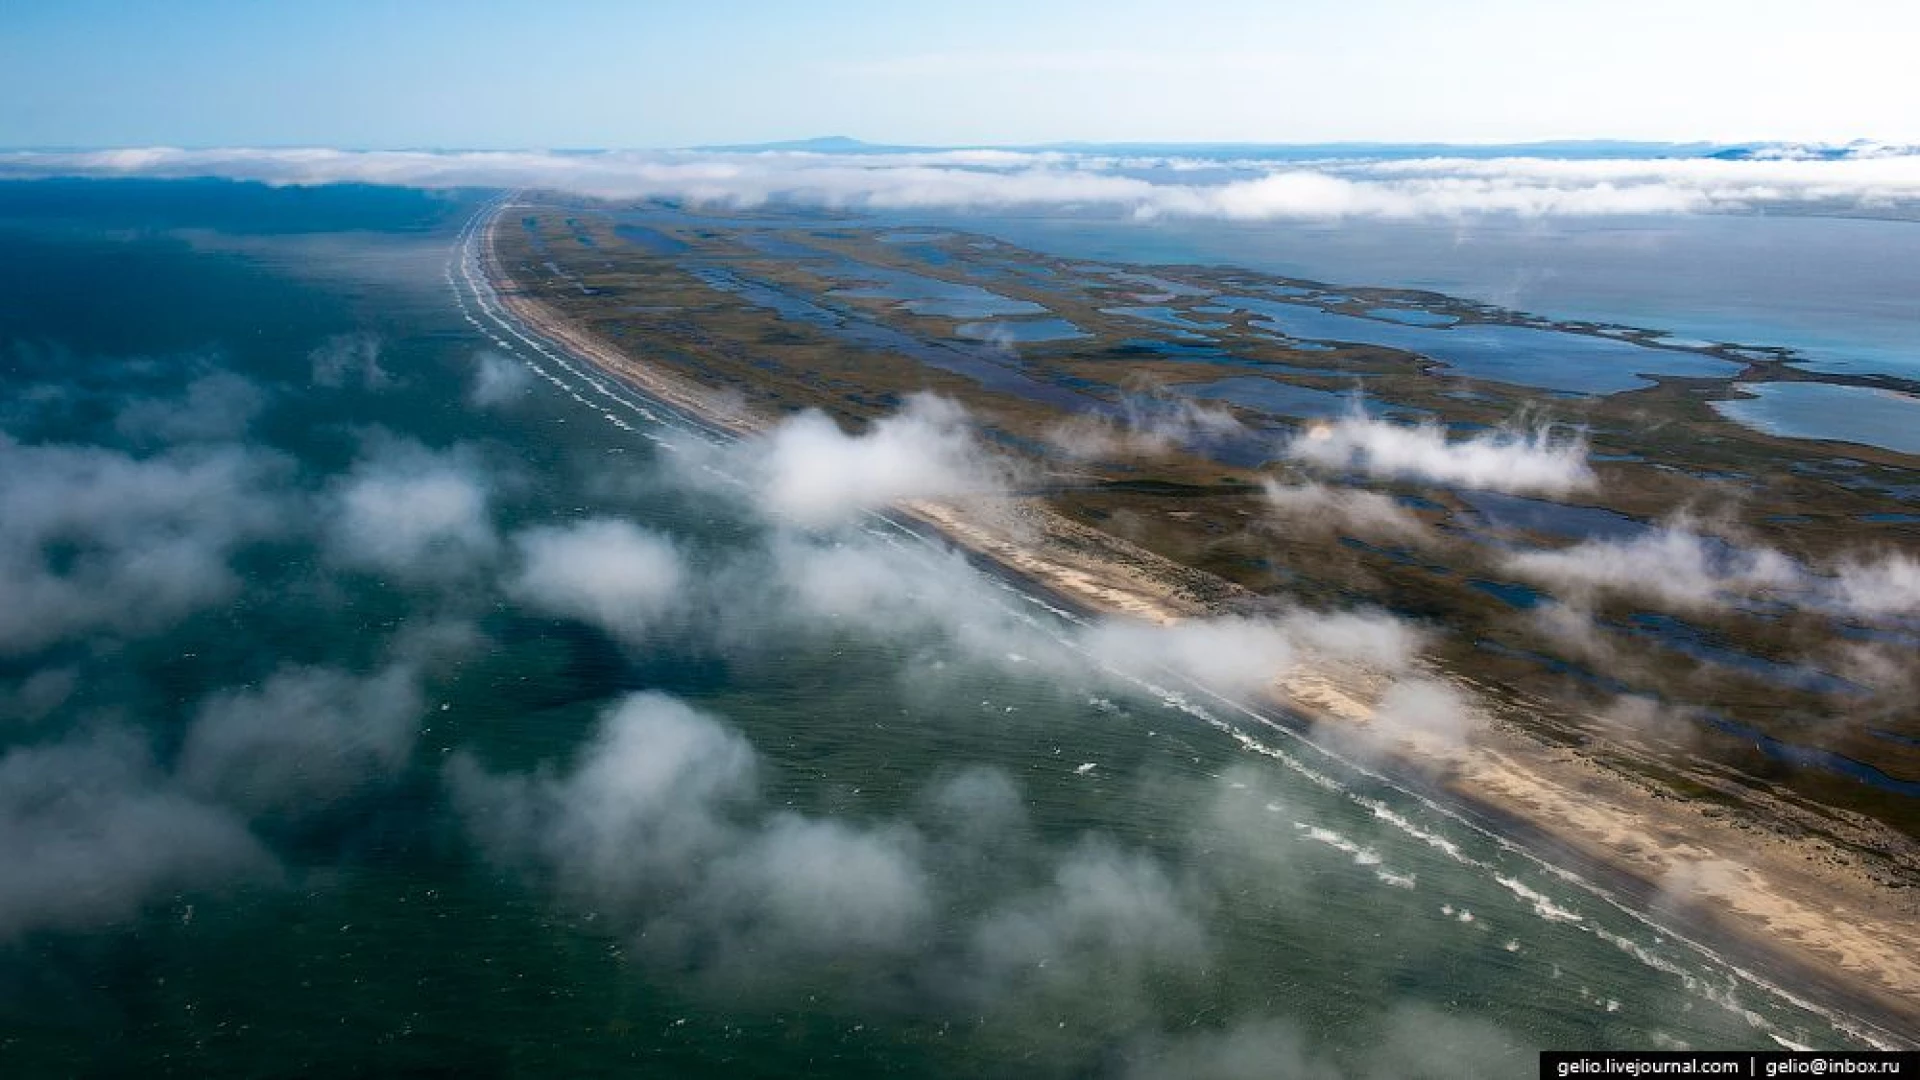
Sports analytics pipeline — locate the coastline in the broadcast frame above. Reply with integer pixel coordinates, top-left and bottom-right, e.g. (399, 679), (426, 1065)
(476, 203), (1920, 1046)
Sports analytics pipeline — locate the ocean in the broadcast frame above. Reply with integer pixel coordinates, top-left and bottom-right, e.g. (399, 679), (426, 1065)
(0, 179), (1902, 1076)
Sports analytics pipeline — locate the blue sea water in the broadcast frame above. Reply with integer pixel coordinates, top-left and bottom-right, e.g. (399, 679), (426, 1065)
(0, 180), (1903, 1075)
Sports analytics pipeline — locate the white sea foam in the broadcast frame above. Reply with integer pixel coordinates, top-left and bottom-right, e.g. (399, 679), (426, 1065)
(1494, 874), (1583, 924)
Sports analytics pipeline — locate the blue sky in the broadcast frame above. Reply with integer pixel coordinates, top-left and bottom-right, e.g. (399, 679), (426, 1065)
(3, 0), (1916, 148)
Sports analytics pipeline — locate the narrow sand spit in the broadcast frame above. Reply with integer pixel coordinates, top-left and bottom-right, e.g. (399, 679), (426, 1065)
(482, 209), (1920, 1042)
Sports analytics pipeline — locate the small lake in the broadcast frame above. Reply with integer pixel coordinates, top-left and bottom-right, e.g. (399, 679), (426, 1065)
(1711, 382), (1920, 457)
(1172, 376), (1420, 420)
(955, 318), (1090, 343)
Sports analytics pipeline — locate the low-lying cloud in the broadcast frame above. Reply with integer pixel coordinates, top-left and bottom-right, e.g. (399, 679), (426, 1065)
(1286, 412), (1594, 496)
(1502, 523), (1799, 611)
(467, 349), (534, 409)
(114, 371), (267, 445)
(7, 145), (1920, 220)
(1080, 617), (1298, 697)
(0, 729), (274, 940)
(324, 438), (498, 580)
(451, 689), (1219, 1009)
(450, 692), (937, 982)
(180, 662), (426, 817)
(0, 433), (293, 655)
(309, 332), (391, 391)
(507, 517), (686, 645)
(1503, 522), (1920, 632)
(1260, 479), (1430, 542)
(1828, 553), (1920, 618)
(707, 393), (1009, 528)
(1048, 391), (1247, 462)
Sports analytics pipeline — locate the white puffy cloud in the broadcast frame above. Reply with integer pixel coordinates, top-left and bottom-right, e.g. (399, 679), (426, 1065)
(1260, 479), (1430, 542)
(1502, 525), (1799, 611)
(467, 350), (533, 409)
(1048, 393), (1247, 461)
(451, 691), (759, 904)
(1277, 610), (1424, 672)
(506, 517), (686, 644)
(0, 434), (293, 655)
(737, 531), (1043, 668)
(1366, 678), (1478, 751)
(1286, 413), (1594, 496)
(1504, 525), (1920, 627)
(740, 394), (1006, 528)
(698, 813), (932, 957)
(448, 691), (933, 975)
(1829, 553), (1920, 618)
(968, 840), (1208, 995)
(0, 729), (274, 940)
(324, 438), (498, 580)
(1081, 617), (1298, 696)
(114, 371), (267, 444)
(179, 663), (426, 816)
(308, 332), (390, 391)
(0, 667), (79, 724)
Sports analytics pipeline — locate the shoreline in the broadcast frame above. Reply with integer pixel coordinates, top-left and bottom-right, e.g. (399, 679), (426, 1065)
(475, 200), (1920, 1047)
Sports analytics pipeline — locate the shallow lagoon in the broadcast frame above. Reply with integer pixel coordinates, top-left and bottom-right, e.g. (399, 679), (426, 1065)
(1711, 382), (1920, 456)
(1173, 375), (1421, 420)
(954, 317), (1090, 343)
(1217, 295), (1741, 395)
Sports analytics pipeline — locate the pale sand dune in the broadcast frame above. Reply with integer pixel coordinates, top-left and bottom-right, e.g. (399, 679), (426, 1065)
(483, 212), (1920, 1040)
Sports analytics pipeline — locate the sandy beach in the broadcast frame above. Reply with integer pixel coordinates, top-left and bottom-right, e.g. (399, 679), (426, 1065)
(480, 206), (1920, 1046)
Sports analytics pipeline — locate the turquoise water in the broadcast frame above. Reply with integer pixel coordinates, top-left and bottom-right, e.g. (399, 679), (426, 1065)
(0, 180), (1902, 1076)
(1711, 383), (1920, 456)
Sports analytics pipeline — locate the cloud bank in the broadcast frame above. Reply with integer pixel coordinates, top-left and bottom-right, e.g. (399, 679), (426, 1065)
(8, 145), (1920, 220)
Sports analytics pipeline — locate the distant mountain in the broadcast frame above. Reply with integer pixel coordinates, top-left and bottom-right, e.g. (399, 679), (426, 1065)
(694, 135), (925, 154)
(690, 136), (1915, 162)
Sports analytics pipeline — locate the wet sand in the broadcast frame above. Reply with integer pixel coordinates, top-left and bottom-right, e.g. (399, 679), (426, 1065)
(480, 206), (1920, 1047)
